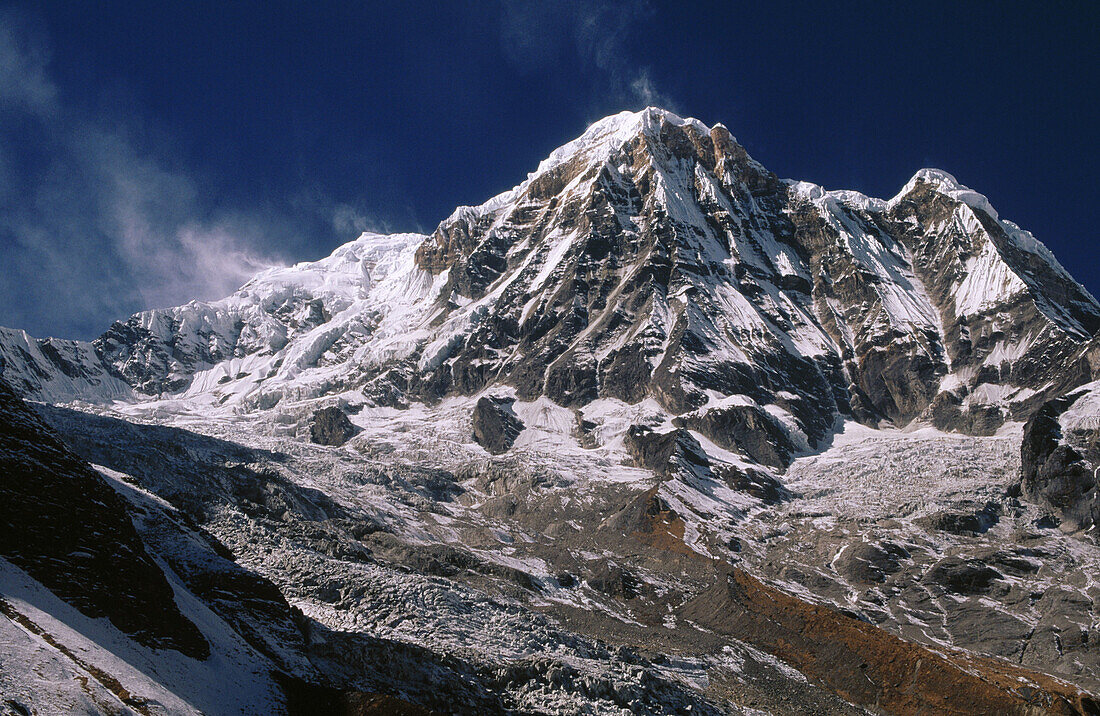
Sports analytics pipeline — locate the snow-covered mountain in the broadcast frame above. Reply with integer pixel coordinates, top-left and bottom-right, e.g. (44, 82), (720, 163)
(5, 108), (1097, 442)
(3, 108), (1100, 714)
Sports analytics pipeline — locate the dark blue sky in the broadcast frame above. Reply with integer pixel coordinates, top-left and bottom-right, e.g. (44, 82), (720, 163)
(1, 1), (1097, 339)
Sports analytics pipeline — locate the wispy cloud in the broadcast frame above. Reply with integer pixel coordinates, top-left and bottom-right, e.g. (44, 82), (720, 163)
(290, 187), (415, 239)
(500, 0), (677, 111)
(0, 12), (287, 338)
(628, 69), (676, 110)
(0, 9), (55, 114)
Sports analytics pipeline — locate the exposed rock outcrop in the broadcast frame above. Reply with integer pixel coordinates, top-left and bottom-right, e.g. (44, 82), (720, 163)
(622, 425), (709, 477)
(916, 501), (1000, 535)
(0, 378), (210, 658)
(471, 396), (524, 454)
(1020, 387), (1100, 532)
(673, 403), (796, 468)
(711, 463), (788, 504)
(833, 541), (910, 584)
(924, 557), (1003, 595)
(310, 406), (358, 446)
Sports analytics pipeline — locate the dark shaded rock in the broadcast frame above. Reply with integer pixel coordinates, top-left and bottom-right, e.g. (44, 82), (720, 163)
(929, 392), (1006, 436)
(366, 533), (536, 591)
(673, 404), (795, 469)
(985, 549), (1042, 575)
(555, 572), (576, 588)
(586, 562), (640, 599)
(2, 699), (32, 716)
(834, 541), (910, 584)
(1019, 392), (1099, 531)
(310, 406), (358, 446)
(544, 353), (598, 408)
(597, 343), (652, 404)
(0, 378), (209, 658)
(229, 464), (346, 522)
(304, 623), (514, 714)
(855, 344), (941, 428)
(471, 396), (524, 454)
(622, 425), (710, 477)
(916, 502), (999, 535)
(573, 413), (600, 449)
(924, 557), (1002, 595)
(1034, 513), (1060, 529)
(274, 673), (436, 716)
(712, 464), (789, 504)
(966, 403), (1007, 436)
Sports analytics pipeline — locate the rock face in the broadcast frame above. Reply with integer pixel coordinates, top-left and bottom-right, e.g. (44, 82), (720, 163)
(673, 403), (796, 468)
(915, 501), (999, 535)
(622, 425), (710, 477)
(833, 541), (910, 584)
(0, 378), (209, 659)
(0, 327), (131, 403)
(1020, 382), (1100, 531)
(471, 396), (524, 454)
(310, 406), (358, 446)
(924, 557), (1003, 595)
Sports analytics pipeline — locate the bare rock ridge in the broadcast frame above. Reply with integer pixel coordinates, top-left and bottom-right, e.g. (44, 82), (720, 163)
(672, 403), (795, 469)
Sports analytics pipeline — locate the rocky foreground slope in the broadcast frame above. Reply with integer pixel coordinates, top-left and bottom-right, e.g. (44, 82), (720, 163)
(2, 108), (1100, 714)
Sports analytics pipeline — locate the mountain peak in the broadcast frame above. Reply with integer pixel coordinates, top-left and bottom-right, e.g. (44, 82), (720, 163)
(6, 102), (1100, 716)
(422, 107), (755, 271)
(888, 167), (999, 219)
(910, 167), (965, 189)
(532, 107), (713, 179)
(3, 108), (1098, 444)
(586, 106), (709, 134)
